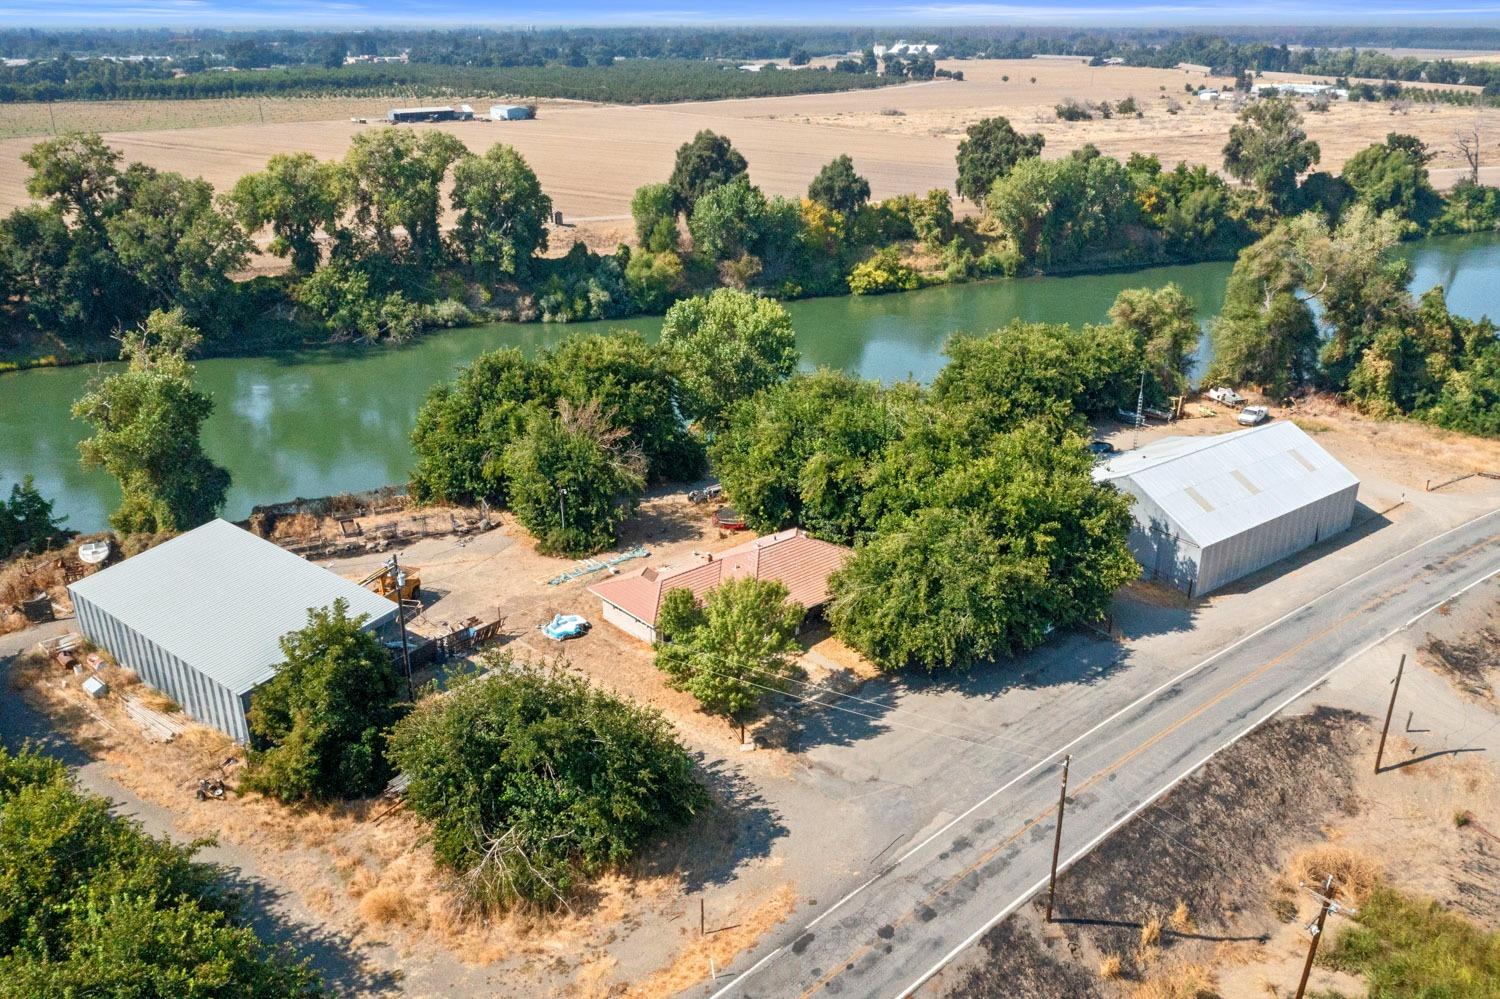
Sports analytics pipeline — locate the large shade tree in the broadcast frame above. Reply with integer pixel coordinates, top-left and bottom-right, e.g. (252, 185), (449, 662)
(1206, 225), (1320, 395)
(0, 745), (324, 996)
(342, 128), (468, 261)
(449, 143), (552, 279)
(955, 115), (1045, 203)
(807, 154), (871, 217)
(1222, 99), (1321, 213)
(245, 599), (407, 804)
(408, 347), (551, 505)
(72, 309), (230, 534)
(709, 369), (902, 542)
(667, 129), (748, 215)
(502, 400), (647, 556)
(229, 152), (345, 275)
(654, 577), (805, 740)
(1107, 283), (1200, 405)
(658, 288), (799, 429)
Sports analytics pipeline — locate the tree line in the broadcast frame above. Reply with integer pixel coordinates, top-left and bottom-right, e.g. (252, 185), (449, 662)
(0, 743), (324, 994)
(0, 59), (899, 105)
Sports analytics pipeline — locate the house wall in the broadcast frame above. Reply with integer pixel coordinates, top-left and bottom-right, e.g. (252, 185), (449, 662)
(1196, 482), (1358, 595)
(72, 592), (251, 743)
(602, 602), (657, 644)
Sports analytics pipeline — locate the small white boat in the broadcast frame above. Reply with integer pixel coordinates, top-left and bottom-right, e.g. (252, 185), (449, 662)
(78, 541), (112, 565)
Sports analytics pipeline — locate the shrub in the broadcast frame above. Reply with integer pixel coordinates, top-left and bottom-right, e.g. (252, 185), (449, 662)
(1322, 885), (1500, 997)
(244, 598), (407, 804)
(1055, 99), (1093, 121)
(535, 244), (632, 322)
(624, 247), (687, 313)
(847, 247), (919, 295)
(424, 297), (475, 328)
(385, 656), (706, 914)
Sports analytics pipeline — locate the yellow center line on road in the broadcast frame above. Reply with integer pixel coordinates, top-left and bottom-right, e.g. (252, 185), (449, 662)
(797, 536), (1490, 999)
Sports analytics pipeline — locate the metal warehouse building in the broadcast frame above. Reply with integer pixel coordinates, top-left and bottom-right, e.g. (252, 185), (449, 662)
(1092, 422), (1360, 597)
(68, 519), (398, 743)
(489, 104), (535, 120)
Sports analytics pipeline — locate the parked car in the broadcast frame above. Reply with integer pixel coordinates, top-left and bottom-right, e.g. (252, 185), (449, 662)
(687, 484), (723, 504)
(541, 613), (591, 641)
(1087, 439), (1117, 458)
(1236, 405), (1270, 426)
(1207, 386), (1247, 407)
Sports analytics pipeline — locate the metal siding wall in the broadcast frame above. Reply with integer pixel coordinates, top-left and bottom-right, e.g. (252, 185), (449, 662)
(1118, 483), (1200, 593)
(1197, 490), (1352, 595)
(70, 597), (250, 743)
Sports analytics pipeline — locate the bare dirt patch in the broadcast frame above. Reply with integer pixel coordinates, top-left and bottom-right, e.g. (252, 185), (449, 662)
(931, 706), (1366, 997)
(1420, 598), (1500, 707)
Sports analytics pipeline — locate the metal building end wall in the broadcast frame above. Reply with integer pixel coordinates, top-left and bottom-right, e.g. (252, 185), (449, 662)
(72, 591), (252, 743)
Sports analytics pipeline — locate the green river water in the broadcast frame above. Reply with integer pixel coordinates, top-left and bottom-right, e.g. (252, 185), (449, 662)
(5, 232), (1499, 532)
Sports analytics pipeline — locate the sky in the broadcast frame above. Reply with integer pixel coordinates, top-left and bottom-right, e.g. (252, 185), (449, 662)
(1, 0), (1498, 28)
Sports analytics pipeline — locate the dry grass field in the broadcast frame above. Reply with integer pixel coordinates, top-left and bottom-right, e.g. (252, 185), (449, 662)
(1, 58), (1495, 230)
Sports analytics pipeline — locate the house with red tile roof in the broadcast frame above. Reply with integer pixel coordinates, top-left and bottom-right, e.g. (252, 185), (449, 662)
(587, 528), (852, 643)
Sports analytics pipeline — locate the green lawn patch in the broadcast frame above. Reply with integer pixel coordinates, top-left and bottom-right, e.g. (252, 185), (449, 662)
(1321, 885), (1500, 998)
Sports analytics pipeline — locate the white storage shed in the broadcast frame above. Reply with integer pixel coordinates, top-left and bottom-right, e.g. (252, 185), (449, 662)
(1093, 423), (1359, 597)
(68, 519), (398, 742)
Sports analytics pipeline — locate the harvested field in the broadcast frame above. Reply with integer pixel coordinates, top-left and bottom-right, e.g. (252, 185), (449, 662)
(3, 58), (1493, 228)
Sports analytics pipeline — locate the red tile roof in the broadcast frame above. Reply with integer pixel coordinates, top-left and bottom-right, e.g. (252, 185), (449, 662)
(588, 529), (852, 626)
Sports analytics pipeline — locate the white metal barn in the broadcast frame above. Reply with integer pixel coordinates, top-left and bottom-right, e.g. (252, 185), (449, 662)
(68, 519), (398, 742)
(1092, 422), (1360, 597)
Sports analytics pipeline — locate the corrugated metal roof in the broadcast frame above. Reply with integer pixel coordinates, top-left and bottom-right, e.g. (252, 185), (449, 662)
(1092, 423), (1359, 547)
(68, 519), (397, 696)
(589, 529), (851, 626)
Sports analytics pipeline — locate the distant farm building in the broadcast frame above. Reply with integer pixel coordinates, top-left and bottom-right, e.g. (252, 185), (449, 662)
(68, 519), (399, 742)
(387, 105), (473, 123)
(1198, 89), (1221, 102)
(1252, 82), (1347, 99)
(589, 529), (852, 643)
(1093, 423), (1359, 597)
(489, 104), (535, 120)
(876, 41), (941, 57)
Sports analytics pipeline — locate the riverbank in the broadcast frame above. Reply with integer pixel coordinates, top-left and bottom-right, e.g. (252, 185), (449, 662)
(4, 231), (1497, 533)
(0, 261), (1218, 376)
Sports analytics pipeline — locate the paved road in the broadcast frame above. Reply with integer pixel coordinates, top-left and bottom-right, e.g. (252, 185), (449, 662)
(708, 505), (1500, 999)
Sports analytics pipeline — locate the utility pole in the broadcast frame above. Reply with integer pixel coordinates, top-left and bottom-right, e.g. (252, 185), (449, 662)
(558, 486), (569, 537)
(1045, 754), (1072, 922)
(386, 553), (414, 701)
(1132, 370), (1146, 450)
(1294, 875), (1357, 999)
(1374, 654), (1406, 774)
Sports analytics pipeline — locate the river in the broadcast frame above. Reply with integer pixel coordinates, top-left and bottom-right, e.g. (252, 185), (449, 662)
(4, 233), (1499, 533)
